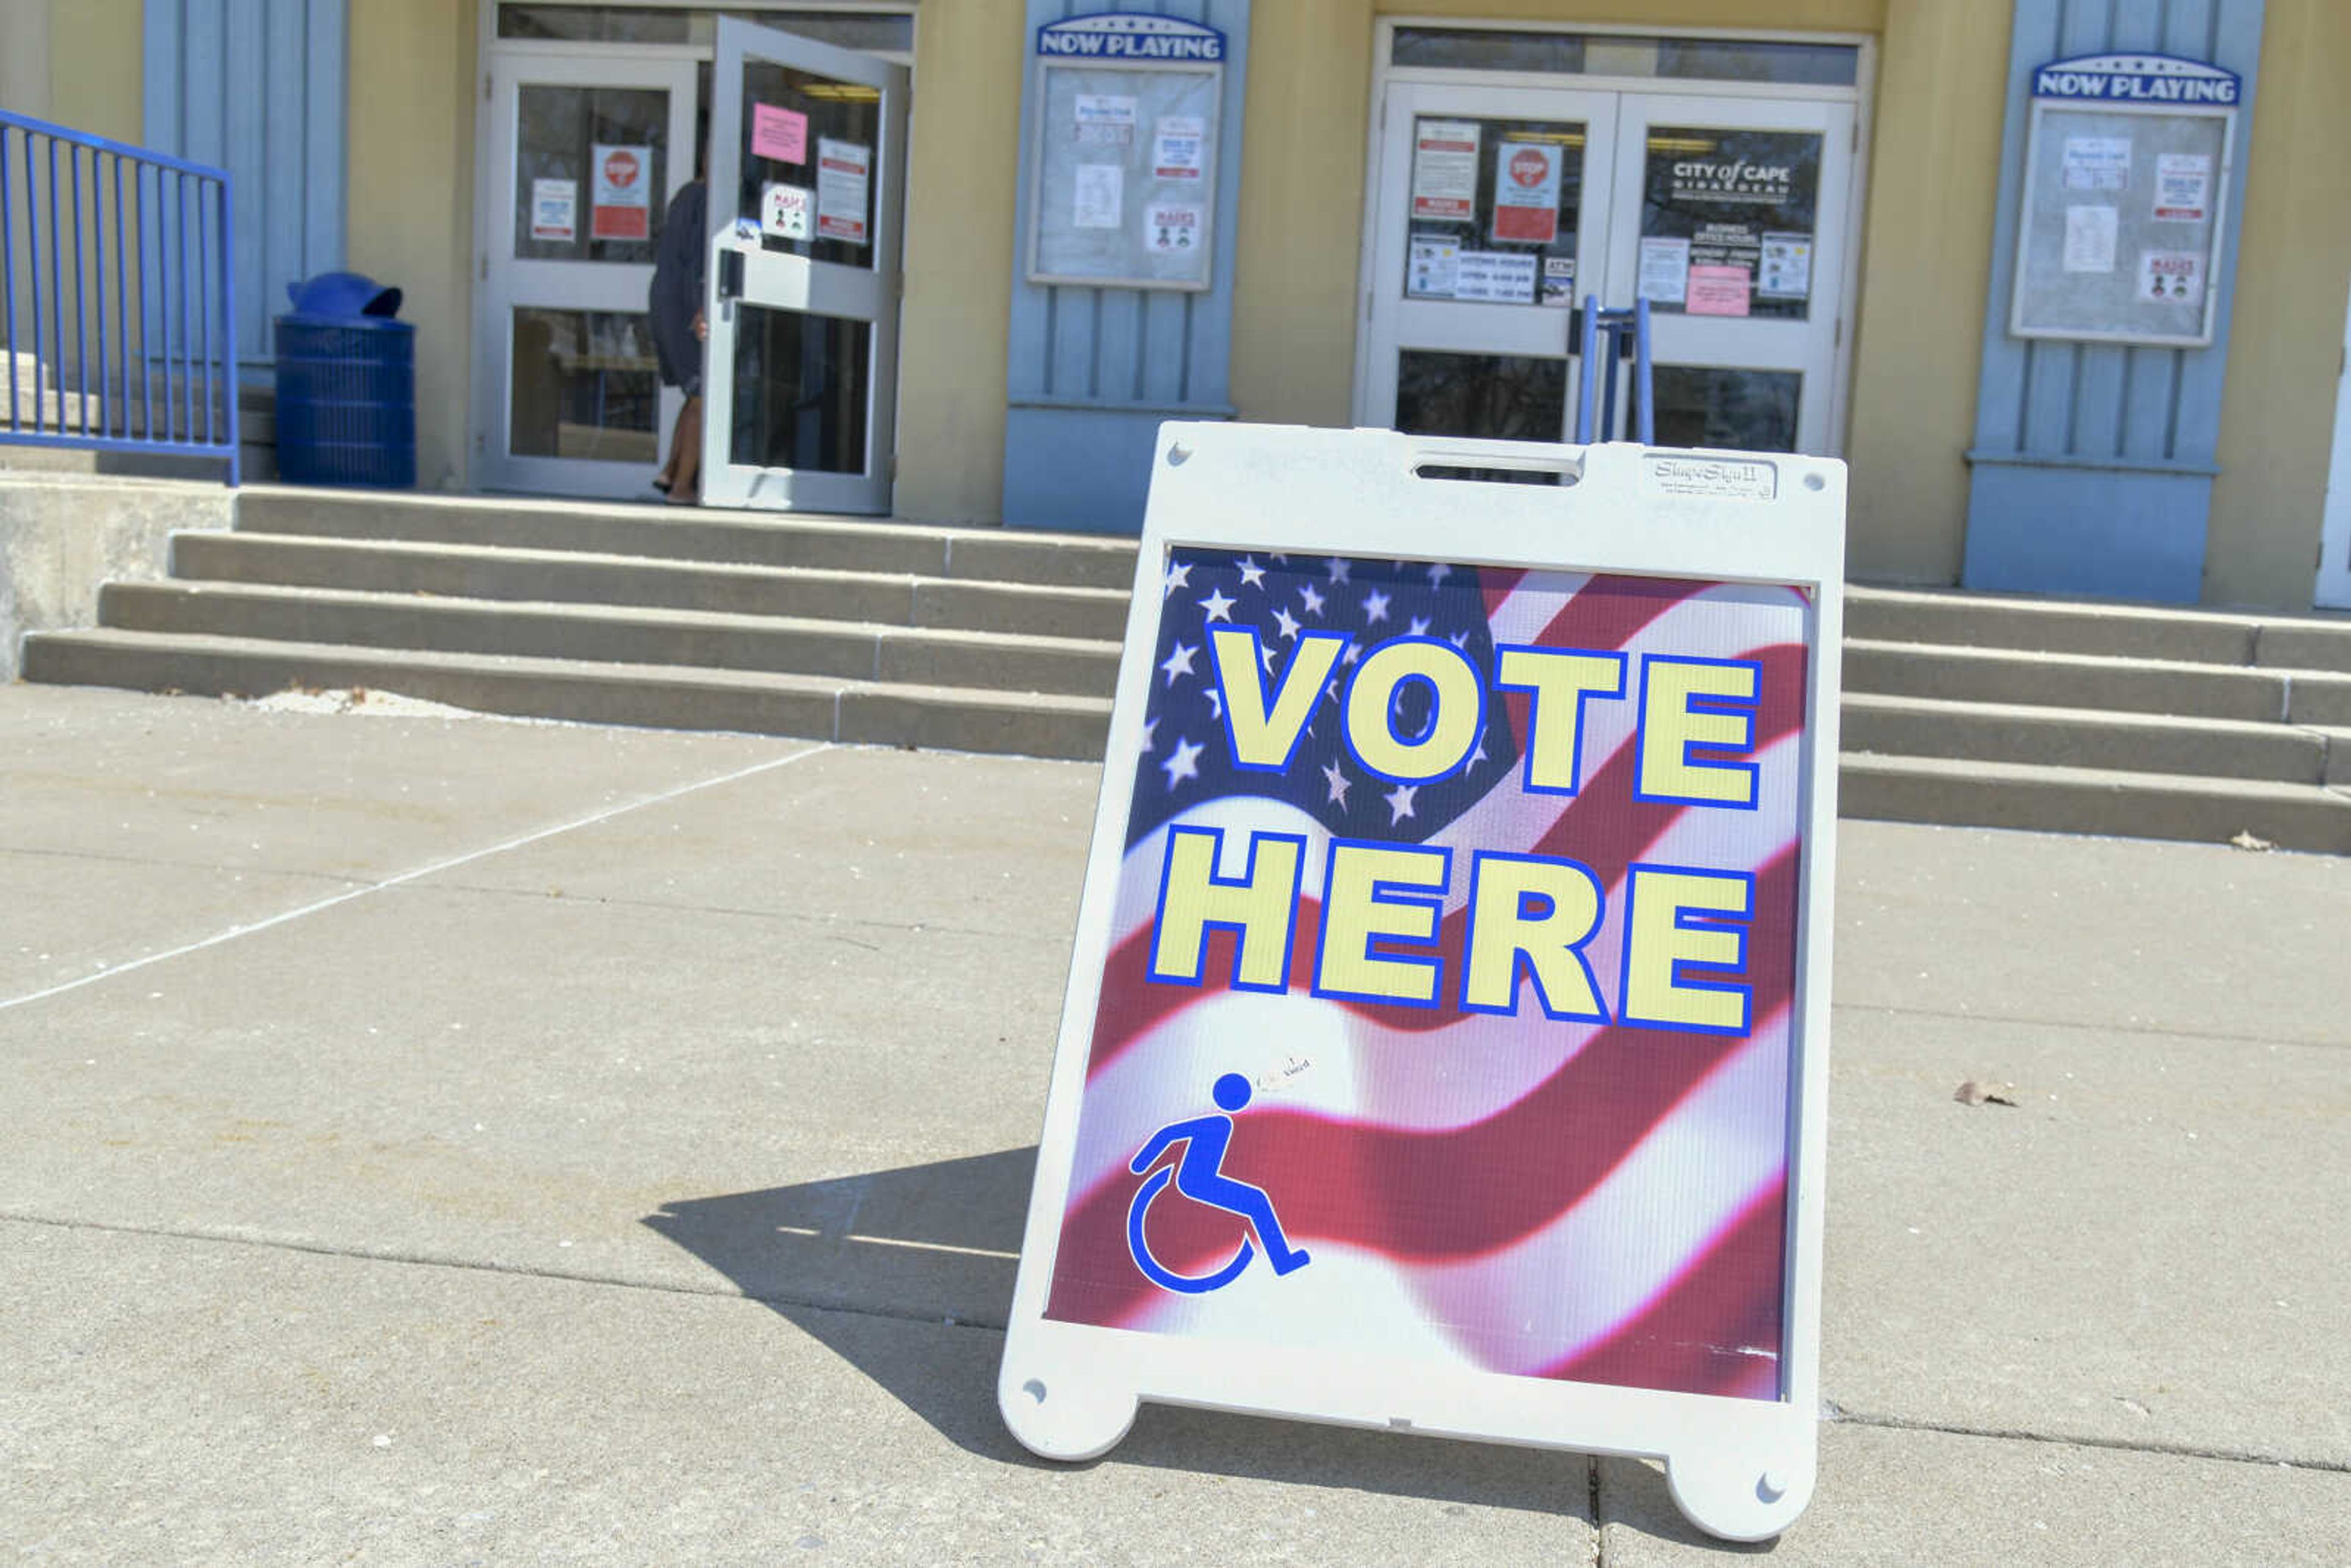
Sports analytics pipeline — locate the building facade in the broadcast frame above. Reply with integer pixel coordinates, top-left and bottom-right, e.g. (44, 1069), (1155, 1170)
(5, 0), (2348, 610)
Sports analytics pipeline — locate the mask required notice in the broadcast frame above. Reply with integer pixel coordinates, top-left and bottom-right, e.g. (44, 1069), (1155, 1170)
(1000, 424), (1847, 1549)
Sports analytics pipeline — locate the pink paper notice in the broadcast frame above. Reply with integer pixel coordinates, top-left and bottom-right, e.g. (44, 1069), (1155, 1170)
(1685, 264), (1753, 317)
(751, 103), (808, 164)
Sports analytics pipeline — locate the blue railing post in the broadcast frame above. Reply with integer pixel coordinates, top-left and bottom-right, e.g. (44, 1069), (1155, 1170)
(1574, 297), (1659, 446)
(1632, 298), (1654, 446)
(0, 107), (239, 484)
(219, 173), (240, 487)
(1, 123), (17, 432)
(1575, 296), (1603, 445)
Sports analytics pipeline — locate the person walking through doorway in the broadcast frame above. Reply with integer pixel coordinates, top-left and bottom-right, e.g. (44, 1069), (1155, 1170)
(650, 144), (709, 505)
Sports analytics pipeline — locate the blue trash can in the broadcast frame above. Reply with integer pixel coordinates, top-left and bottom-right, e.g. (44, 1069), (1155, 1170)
(274, 272), (416, 488)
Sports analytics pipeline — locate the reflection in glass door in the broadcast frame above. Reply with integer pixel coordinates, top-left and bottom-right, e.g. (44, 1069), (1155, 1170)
(476, 53), (697, 497)
(700, 16), (907, 514)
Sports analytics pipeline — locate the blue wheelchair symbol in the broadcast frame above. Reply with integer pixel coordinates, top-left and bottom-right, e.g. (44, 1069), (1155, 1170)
(1125, 1073), (1313, 1294)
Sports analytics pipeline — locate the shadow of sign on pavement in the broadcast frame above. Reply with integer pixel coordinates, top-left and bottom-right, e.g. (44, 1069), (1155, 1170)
(643, 1149), (1599, 1526)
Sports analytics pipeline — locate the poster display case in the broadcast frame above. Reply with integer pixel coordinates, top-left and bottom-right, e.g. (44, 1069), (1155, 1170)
(1026, 13), (1226, 291)
(2009, 53), (2240, 347)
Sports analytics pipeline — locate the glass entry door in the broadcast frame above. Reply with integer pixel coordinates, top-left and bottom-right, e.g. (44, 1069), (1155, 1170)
(1360, 83), (1856, 456)
(477, 51), (697, 497)
(1360, 84), (1618, 444)
(702, 16), (909, 514)
(1604, 94), (1853, 454)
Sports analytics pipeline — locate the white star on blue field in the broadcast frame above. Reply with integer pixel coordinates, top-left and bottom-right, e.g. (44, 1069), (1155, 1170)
(1125, 549), (1522, 849)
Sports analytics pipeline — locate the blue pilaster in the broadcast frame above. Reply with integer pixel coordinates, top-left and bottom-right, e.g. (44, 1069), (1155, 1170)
(1002, 1), (1251, 535)
(144, 0), (348, 377)
(1963, 0), (2265, 602)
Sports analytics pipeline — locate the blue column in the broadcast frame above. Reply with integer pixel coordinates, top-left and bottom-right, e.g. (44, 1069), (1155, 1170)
(144, 0), (348, 377)
(1962, 0), (2265, 602)
(1001, 1), (1252, 535)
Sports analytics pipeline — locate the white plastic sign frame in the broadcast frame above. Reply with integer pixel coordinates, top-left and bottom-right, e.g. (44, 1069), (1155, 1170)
(999, 424), (1845, 1543)
(2009, 53), (2240, 347)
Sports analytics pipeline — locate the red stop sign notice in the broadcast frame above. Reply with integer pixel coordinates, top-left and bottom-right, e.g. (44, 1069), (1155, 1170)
(591, 143), (651, 241)
(1492, 142), (1560, 245)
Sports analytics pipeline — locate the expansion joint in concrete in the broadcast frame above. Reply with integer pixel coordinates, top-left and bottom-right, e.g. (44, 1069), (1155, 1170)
(1829, 1405), (2350, 1477)
(0, 740), (831, 1015)
(0, 1208), (1013, 1336)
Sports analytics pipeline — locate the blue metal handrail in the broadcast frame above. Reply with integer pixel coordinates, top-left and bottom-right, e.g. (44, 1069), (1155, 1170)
(0, 108), (239, 485)
(1574, 296), (1654, 446)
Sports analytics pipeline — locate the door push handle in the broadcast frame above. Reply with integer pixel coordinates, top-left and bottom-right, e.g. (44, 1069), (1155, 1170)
(717, 247), (746, 302)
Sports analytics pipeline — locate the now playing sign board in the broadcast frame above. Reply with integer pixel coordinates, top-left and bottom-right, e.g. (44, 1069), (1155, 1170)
(1000, 426), (1844, 1542)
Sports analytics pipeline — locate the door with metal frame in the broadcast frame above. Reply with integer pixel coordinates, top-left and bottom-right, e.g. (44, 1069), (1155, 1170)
(1360, 84), (1854, 457)
(702, 15), (908, 514)
(1602, 92), (1855, 456)
(1359, 82), (1619, 447)
(2317, 276), (2351, 609)
(478, 50), (696, 497)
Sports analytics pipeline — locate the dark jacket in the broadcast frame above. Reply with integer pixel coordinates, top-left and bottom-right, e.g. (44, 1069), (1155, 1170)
(648, 179), (708, 392)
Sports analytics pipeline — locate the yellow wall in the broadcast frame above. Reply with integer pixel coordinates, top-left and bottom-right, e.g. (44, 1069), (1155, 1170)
(893, 0), (1026, 523)
(1840, 0), (2009, 585)
(345, 0), (475, 491)
(1227, 0), (1376, 432)
(2207, 0), (2351, 609)
(44, 0), (142, 143)
(0, 1), (53, 119)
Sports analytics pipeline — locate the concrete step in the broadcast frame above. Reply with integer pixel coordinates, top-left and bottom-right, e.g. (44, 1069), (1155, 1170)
(1846, 639), (2351, 726)
(1849, 584), (2351, 673)
(17, 628), (1112, 760)
(233, 489), (1140, 589)
(99, 580), (1121, 697)
(1841, 692), (2344, 785)
(1840, 752), (2351, 855)
(169, 532), (1132, 642)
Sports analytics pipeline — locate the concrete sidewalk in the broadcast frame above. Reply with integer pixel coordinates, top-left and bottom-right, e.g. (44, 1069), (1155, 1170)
(0, 684), (2343, 1564)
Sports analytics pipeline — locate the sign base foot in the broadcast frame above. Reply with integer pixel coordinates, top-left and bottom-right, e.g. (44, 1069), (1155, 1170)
(999, 1367), (1139, 1463)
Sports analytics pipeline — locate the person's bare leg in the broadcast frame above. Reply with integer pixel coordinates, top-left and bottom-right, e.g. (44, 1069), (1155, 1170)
(653, 418), (680, 492)
(669, 396), (703, 504)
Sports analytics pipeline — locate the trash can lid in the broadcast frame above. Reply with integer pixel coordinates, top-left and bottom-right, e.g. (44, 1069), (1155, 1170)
(283, 271), (403, 319)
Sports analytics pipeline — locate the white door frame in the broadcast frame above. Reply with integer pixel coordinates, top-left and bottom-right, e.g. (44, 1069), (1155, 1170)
(465, 0), (918, 497)
(1356, 82), (1621, 437)
(699, 15), (909, 515)
(1354, 18), (1875, 455)
(471, 50), (698, 499)
(2319, 275), (2351, 609)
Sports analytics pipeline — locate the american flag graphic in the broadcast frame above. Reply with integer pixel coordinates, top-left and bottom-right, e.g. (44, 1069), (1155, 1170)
(1044, 546), (1809, 1401)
